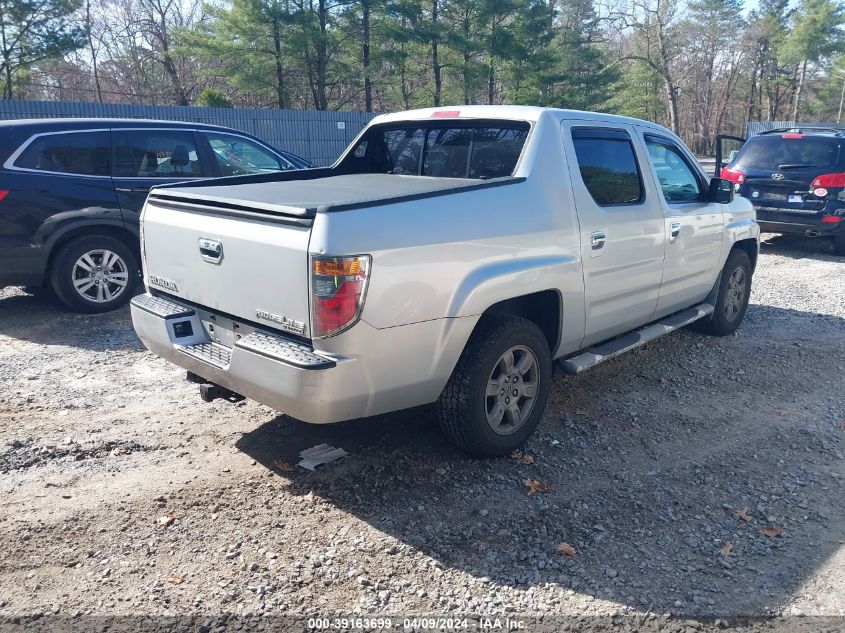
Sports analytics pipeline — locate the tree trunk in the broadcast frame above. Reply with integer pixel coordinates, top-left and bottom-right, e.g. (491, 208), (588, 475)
(487, 54), (495, 104)
(792, 60), (807, 122)
(0, 6), (12, 99)
(316, 0), (329, 109)
(431, 0), (441, 107)
(86, 0), (103, 103)
(462, 10), (470, 105)
(661, 71), (680, 135)
(487, 18), (496, 104)
(271, 15), (286, 109)
(362, 0), (371, 112)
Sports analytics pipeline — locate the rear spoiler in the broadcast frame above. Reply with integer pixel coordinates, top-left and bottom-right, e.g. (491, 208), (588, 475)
(758, 126), (845, 136)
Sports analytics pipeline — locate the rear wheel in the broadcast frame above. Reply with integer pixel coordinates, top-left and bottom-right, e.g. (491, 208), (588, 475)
(50, 235), (139, 313)
(833, 235), (845, 257)
(692, 248), (752, 336)
(437, 314), (551, 457)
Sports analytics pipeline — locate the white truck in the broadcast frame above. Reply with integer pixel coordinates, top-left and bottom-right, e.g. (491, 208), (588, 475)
(131, 106), (759, 457)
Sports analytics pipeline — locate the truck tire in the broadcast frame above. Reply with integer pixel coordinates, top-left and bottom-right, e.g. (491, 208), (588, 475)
(50, 235), (139, 313)
(692, 248), (752, 336)
(437, 314), (551, 457)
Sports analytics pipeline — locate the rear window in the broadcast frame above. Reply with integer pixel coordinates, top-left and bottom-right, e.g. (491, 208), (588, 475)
(345, 122), (529, 179)
(734, 135), (840, 172)
(14, 131), (110, 176)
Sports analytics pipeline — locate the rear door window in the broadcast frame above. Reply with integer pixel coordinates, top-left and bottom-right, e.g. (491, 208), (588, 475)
(349, 122), (529, 179)
(113, 130), (207, 178)
(734, 136), (840, 172)
(571, 128), (643, 206)
(14, 131), (111, 176)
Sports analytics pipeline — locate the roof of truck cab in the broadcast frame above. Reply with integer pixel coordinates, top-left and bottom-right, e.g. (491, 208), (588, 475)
(371, 105), (673, 135)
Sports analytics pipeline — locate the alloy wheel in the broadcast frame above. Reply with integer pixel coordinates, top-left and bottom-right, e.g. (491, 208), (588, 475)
(71, 249), (130, 304)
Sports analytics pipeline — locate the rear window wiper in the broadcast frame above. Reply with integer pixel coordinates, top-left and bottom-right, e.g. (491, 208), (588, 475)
(777, 164), (820, 170)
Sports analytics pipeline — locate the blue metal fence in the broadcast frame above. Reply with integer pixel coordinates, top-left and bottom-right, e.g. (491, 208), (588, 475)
(0, 99), (376, 166)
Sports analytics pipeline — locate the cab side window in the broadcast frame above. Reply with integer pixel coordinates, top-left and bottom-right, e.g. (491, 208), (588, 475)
(644, 135), (704, 203)
(15, 131), (111, 176)
(571, 128), (643, 206)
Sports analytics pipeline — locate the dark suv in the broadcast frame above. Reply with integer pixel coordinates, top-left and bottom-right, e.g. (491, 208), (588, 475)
(0, 118), (311, 312)
(717, 127), (845, 255)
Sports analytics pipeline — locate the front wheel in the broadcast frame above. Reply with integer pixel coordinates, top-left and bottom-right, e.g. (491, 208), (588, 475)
(692, 248), (752, 336)
(437, 314), (552, 457)
(50, 235), (139, 313)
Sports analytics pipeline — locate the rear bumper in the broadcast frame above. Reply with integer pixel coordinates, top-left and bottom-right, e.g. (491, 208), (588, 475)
(755, 207), (844, 236)
(130, 293), (371, 423)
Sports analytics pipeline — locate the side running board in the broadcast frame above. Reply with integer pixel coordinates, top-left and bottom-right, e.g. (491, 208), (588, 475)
(559, 303), (714, 375)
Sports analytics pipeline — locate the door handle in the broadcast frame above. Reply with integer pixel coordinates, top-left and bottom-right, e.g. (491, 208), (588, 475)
(115, 187), (150, 193)
(591, 231), (606, 250)
(670, 222), (681, 243)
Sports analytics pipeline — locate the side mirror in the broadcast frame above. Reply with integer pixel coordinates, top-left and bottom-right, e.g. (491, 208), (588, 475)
(709, 177), (734, 204)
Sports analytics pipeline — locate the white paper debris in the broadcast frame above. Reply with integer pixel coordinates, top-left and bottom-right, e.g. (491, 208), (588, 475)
(297, 444), (348, 470)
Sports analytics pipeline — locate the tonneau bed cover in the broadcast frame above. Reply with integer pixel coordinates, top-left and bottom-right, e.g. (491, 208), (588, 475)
(149, 173), (519, 218)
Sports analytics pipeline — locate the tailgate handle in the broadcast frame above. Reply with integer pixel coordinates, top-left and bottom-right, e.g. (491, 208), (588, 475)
(199, 238), (223, 264)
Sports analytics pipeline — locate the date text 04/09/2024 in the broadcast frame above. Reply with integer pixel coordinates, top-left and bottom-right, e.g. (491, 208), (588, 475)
(306, 617), (526, 630)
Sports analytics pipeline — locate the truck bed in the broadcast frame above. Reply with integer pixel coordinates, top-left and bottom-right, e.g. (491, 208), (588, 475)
(149, 173), (508, 218)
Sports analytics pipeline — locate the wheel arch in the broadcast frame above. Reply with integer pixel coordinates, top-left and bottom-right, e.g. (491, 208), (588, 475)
(477, 289), (562, 354)
(44, 220), (140, 274)
(732, 237), (758, 272)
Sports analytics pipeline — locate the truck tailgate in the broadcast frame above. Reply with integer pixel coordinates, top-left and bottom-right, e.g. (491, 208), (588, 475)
(141, 195), (312, 338)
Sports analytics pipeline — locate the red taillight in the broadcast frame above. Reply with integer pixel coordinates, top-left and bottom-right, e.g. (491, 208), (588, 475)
(811, 173), (845, 188)
(822, 215), (842, 224)
(311, 255), (371, 338)
(431, 110), (461, 118)
(782, 133), (804, 139)
(720, 165), (745, 184)
(0, 190), (8, 202)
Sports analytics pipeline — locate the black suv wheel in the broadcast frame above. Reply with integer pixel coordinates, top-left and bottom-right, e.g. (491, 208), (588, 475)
(50, 235), (139, 313)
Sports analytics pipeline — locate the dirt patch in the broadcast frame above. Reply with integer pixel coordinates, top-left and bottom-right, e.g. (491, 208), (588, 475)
(0, 234), (842, 625)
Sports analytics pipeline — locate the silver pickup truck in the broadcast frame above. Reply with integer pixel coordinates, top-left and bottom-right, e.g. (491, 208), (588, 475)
(131, 106), (759, 457)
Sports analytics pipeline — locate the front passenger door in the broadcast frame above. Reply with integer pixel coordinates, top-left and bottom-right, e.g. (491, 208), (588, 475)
(641, 133), (723, 317)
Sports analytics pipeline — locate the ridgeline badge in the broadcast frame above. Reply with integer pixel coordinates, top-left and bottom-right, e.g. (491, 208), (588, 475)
(255, 309), (307, 336)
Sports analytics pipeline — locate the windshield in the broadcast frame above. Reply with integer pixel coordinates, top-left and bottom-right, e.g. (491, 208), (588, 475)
(341, 121), (529, 179)
(734, 135), (840, 172)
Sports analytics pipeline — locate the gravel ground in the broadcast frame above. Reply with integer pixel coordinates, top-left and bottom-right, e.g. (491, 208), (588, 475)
(0, 233), (843, 631)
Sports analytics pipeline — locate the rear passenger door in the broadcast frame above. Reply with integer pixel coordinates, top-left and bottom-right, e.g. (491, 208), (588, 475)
(112, 129), (210, 222)
(2, 130), (120, 251)
(563, 123), (666, 347)
(640, 132), (723, 316)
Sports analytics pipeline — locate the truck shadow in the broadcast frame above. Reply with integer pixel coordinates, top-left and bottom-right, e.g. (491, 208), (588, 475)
(0, 287), (144, 352)
(760, 232), (843, 260)
(235, 302), (844, 617)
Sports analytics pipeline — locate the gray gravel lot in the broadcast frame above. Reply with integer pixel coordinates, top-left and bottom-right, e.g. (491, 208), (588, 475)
(0, 233), (843, 629)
